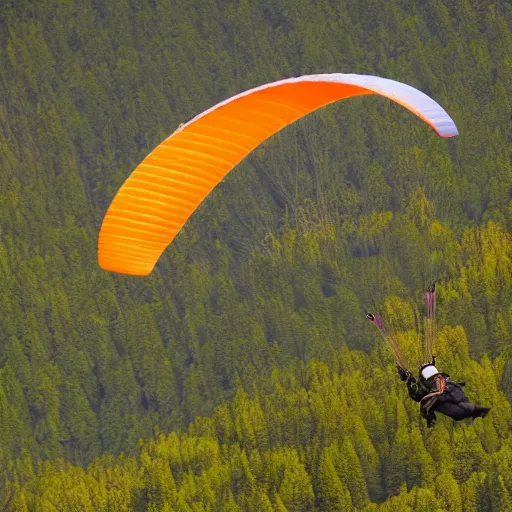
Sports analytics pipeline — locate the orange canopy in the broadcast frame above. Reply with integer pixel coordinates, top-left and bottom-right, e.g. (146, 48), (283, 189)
(98, 74), (458, 275)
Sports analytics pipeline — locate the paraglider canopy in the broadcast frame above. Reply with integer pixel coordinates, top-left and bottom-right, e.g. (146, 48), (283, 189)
(98, 73), (459, 276)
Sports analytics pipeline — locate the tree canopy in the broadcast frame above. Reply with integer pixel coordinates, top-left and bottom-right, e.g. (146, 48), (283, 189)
(0, 0), (511, 510)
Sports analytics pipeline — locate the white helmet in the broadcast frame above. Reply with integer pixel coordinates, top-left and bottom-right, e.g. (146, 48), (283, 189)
(421, 365), (439, 380)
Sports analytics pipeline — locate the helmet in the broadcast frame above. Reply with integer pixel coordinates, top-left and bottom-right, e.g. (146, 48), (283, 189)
(420, 365), (439, 380)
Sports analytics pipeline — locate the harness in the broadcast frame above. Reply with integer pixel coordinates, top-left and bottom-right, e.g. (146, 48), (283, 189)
(420, 374), (446, 417)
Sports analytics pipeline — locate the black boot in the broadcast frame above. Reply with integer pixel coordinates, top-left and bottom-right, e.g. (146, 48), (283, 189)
(472, 407), (490, 419)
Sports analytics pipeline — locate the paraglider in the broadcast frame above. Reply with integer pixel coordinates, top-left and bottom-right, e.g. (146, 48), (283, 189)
(367, 283), (491, 427)
(98, 73), (459, 276)
(398, 360), (490, 428)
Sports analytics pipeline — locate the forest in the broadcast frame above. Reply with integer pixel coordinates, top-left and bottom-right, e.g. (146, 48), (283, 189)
(0, 0), (511, 510)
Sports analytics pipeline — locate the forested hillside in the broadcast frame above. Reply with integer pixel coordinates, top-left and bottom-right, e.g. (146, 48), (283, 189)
(5, 340), (512, 511)
(0, 0), (511, 510)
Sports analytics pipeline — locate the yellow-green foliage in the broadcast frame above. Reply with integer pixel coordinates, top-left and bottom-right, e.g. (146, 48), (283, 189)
(3, 341), (511, 511)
